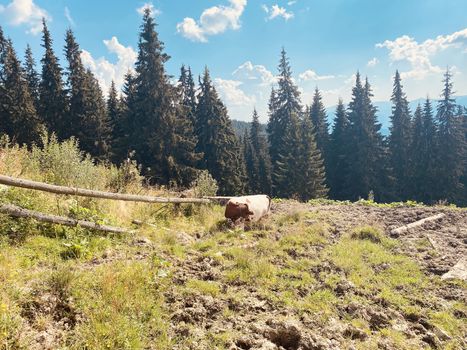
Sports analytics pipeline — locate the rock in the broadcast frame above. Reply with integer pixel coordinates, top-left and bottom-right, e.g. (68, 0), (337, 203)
(132, 236), (152, 246)
(441, 257), (467, 281)
(367, 309), (391, 330)
(433, 326), (451, 341)
(252, 340), (279, 350)
(334, 280), (354, 296)
(421, 331), (441, 348)
(264, 319), (302, 349)
(343, 325), (368, 340)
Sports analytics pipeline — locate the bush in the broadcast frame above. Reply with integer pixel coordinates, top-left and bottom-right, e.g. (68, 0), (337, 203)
(350, 226), (384, 243)
(190, 170), (218, 197)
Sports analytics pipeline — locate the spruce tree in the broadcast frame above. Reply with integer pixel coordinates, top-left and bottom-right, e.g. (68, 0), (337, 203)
(242, 128), (255, 193)
(388, 70), (412, 199)
(64, 29), (111, 159)
(298, 115), (328, 200)
(410, 98), (438, 203)
(179, 65), (197, 126)
(435, 68), (465, 203)
(107, 80), (120, 161)
(0, 26), (7, 130)
(129, 9), (201, 186)
(38, 19), (68, 139)
(249, 109), (272, 194)
(82, 69), (111, 160)
(345, 73), (385, 200)
(112, 71), (136, 163)
(309, 87), (329, 158)
(328, 99), (350, 199)
(23, 44), (40, 111)
(273, 111), (303, 198)
(196, 67), (244, 195)
(0, 40), (42, 145)
(267, 49), (302, 196)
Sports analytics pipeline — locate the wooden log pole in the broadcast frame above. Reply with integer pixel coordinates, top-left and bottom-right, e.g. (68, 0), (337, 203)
(390, 213), (445, 237)
(0, 203), (130, 234)
(0, 175), (211, 204)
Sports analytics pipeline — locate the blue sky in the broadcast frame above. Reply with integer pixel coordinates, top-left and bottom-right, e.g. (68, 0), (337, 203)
(1, 0), (466, 122)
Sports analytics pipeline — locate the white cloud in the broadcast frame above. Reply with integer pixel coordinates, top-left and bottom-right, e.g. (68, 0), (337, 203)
(367, 57), (378, 67)
(81, 37), (137, 94)
(177, 0), (247, 42)
(376, 28), (467, 79)
(232, 61), (277, 85)
(262, 4), (294, 21)
(298, 69), (335, 81)
(136, 2), (161, 16)
(0, 0), (51, 35)
(64, 6), (75, 27)
(214, 78), (256, 106)
(287, 1), (297, 5)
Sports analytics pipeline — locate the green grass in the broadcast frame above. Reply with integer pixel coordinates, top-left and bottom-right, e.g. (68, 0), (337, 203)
(185, 279), (221, 297)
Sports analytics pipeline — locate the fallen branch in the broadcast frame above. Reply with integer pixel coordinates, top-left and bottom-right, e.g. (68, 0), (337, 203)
(0, 175), (211, 204)
(0, 203), (131, 234)
(390, 213), (445, 237)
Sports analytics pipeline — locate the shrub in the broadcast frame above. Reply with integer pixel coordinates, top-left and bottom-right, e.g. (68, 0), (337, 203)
(190, 170), (218, 197)
(350, 226), (384, 243)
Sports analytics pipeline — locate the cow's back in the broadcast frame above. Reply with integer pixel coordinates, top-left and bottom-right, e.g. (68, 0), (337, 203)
(235, 195), (271, 222)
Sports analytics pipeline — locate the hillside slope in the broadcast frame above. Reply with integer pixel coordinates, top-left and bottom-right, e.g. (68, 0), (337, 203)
(1, 195), (466, 349)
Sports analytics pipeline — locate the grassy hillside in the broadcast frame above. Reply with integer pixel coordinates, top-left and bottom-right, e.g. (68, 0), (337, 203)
(0, 137), (465, 349)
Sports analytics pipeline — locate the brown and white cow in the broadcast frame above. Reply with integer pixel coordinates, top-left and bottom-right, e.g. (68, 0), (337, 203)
(225, 195), (271, 225)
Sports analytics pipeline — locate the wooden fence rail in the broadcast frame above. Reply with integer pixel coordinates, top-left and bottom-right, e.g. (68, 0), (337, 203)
(0, 175), (211, 204)
(0, 204), (131, 234)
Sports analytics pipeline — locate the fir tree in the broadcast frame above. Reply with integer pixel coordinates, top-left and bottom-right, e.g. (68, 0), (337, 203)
(83, 69), (111, 159)
(23, 45), (40, 111)
(179, 65), (197, 126)
(309, 87), (329, 158)
(388, 70), (412, 199)
(328, 99), (350, 199)
(112, 71), (136, 163)
(298, 115), (328, 200)
(196, 67), (244, 195)
(129, 9), (201, 185)
(345, 73), (385, 200)
(38, 19), (68, 139)
(267, 49), (302, 196)
(0, 40), (42, 145)
(243, 110), (272, 194)
(107, 80), (120, 161)
(435, 68), (465, 203)
(64, 29), (111, 159)
(273, 111), (302, 198)
(409, 98), (438, 203)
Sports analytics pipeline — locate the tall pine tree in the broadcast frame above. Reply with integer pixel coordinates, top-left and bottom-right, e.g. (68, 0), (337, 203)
(345, 73), (385, 200)
(388, 70), (412, 200)
(0, 40), (42, 145)
(23, 44), (40, 111)
(298, 115), (328, 200)
(196, 67), (244, 195)
(64, 29), (111, 159)
(129, 9), (201, 186)
(435, 68), (465, 203)
(328, 99), (350, 199)
(38, 19), (68, 139)
(267, 49), (302, 196)
(309, 87), (329, 159)
(244, 109), (272, 194)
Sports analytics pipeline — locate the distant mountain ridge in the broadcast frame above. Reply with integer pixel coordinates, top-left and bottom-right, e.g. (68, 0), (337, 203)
(232, 95), (467, 137)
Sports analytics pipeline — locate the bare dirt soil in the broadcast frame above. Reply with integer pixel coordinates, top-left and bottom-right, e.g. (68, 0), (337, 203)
(164, 202), (466, 350)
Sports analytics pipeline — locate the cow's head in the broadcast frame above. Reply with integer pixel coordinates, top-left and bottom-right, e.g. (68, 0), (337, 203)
(238, 203), (254, 219)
